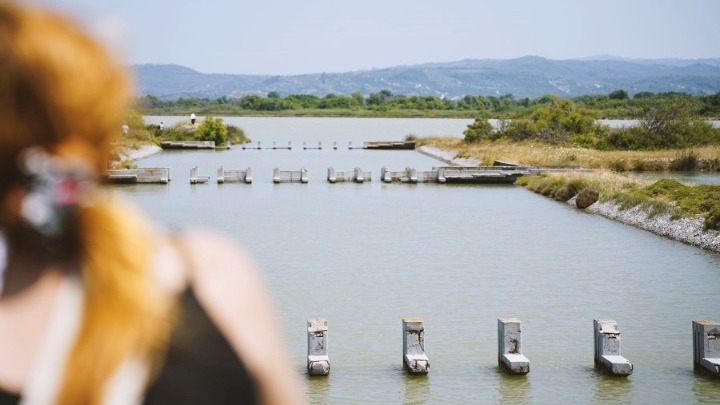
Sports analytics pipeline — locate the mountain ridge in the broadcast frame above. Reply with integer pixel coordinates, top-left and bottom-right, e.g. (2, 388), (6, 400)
(133, 56), (720, 100)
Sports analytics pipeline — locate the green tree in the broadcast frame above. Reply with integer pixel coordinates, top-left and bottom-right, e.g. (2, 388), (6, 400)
(463, 118), (495, 142)
(608, 89), (629, 100)
(196, 116), (228, 146)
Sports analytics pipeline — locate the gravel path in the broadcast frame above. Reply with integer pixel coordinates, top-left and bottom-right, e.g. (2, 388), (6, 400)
(418, 145), (720, 253)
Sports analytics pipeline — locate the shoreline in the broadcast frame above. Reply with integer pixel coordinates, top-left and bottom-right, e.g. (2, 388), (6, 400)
(418, 145), (720, 254)
(116, 144), (162, 162)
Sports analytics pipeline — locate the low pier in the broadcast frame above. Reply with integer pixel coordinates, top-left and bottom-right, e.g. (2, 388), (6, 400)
(242, 141), (292, 150)
(381, 166), (528, 184)
(692, 320), (720, 376)
(217, 166), (252, 184)
(190, 166), (210, 184)
(273, 168), (308, 183)
(307, 318), (330, 376)
(160, 140), (215, 150)
(403, 318), (430, 375)
(327, 167), (372, 183)
(105, 168), (170, 184)
(498, 318), (530, 374)
(593, 319), (633, 376)
(303, 141), (323, 150)
(364, 141), (416, 150)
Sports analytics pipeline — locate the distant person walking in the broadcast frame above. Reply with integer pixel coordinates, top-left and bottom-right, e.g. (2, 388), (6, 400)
(190, 113), (196, 125)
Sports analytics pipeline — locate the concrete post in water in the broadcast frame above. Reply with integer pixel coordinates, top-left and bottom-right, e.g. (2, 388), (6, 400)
(288, 141), (292, 150)
(327, 167), (337, 183)
(408, 168), (418, 183)
(333, 141), (337, 150)
(437, 168), (446, 183)
(303, 141), (307, 150)
(217, 166), (225, 184)
(301, 168), (309, 183)
(381, 167), (392, 183)
(273, 168), (281, 183)
(593, 319), (633, 376)
(403, 318), (429, 374)
(307, 318), (330, 376)
(354, 167), (364, 183)
(244, 167), (252, 184)
(692, 320), (720, 376)
(498, 318), (530, 374)
(318, 141), (323, 150)
(272, 141), (277, 150)
(257, 141), (261, 150)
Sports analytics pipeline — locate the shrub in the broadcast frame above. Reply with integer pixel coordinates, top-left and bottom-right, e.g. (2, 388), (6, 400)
(195, 116), (228, 146)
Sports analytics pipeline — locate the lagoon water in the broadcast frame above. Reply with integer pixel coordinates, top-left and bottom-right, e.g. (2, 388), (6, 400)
(130, 117), (720, 404)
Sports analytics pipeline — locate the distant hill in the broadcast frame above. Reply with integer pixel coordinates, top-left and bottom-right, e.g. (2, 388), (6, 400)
(132, 56), (720, 100)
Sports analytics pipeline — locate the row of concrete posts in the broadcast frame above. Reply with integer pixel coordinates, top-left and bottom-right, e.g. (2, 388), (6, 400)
(306, 318), (720, 377)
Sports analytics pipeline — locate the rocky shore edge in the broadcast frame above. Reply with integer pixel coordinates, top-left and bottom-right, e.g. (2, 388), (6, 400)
(418, 145), (720, 253)
(116, 144), (162, 162)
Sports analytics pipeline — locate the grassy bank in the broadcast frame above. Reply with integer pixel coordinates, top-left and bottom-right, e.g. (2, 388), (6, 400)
(419, 137), (720, 171)
(516, 171), (720, 230)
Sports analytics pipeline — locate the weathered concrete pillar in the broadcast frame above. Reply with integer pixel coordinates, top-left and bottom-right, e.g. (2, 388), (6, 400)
(333, 141), (338, 150)
(594, 319), (633, 376)
(407, 168), (418, 183)
(272, 141), (277, 150)
(318, 141), (323, 150)
(307, 318), (330, 376)
(327, 167), (337, 183)
(437, 168), (446, 183)
(303, 141), (307, 150)
(288, 141), (292, 150)
(403, 318), (429, 374)
(354, 167), (365, 183)
(692, 320), (720, 376)
(244, 167), (252, 184)
(498, 318), (530, 374)
(217, 166), (225, 184)
(273, 168), (281, 183)
(257, 141), (261, 150)
(381, 167), (392, 183)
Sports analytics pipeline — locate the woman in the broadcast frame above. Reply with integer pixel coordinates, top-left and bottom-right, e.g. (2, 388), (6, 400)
(0, 3), (301, 404)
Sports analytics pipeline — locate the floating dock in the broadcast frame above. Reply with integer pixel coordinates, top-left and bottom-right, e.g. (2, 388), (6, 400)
(327, 168), (372, 183)
(217, 166), (252, 184)
(190, 166), (210, 184)
(273, 168), (309, 183)
(105, 168), (170, 184)
(380, 166), (529, 184)
(160, 140), (216, 150)
(364, 141), (416, 150)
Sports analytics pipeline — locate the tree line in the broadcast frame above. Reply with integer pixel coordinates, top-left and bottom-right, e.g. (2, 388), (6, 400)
(135, 90), (720, 119)
(463, 96), (720, 151)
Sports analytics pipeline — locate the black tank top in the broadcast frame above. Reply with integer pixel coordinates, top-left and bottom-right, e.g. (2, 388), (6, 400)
(0, 288), (258, 405)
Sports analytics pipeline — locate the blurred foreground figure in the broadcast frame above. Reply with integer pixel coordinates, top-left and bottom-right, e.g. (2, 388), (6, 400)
(0, 3), (301, 404)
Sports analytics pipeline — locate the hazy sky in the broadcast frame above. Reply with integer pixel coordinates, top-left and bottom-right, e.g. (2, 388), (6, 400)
(39, 0), (720, 75)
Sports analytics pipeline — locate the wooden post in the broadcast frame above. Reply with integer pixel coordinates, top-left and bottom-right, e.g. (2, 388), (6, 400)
(594, 319), (633, 376)
(692, 320), (720, 376)
(307, 318), (330, 376)
(403, 318), (429, 374)
(498, 318), (530, 374)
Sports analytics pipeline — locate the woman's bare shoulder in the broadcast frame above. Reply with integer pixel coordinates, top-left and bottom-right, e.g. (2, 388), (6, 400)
(172, 228), (302, 404)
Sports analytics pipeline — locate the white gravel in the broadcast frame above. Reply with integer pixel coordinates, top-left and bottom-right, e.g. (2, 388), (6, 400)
(418, 145), (720, 253)
(585, 200), (720, 253)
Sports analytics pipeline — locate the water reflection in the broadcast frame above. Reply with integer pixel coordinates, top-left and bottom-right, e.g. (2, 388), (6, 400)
(591, 371), (632, 404)
(693, 371), (720, 404)
(402, 373), (430, 405)
(496, 370), (532, 405)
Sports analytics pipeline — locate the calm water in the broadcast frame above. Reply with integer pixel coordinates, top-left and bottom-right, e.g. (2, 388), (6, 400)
(129, 117), (720, 404)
